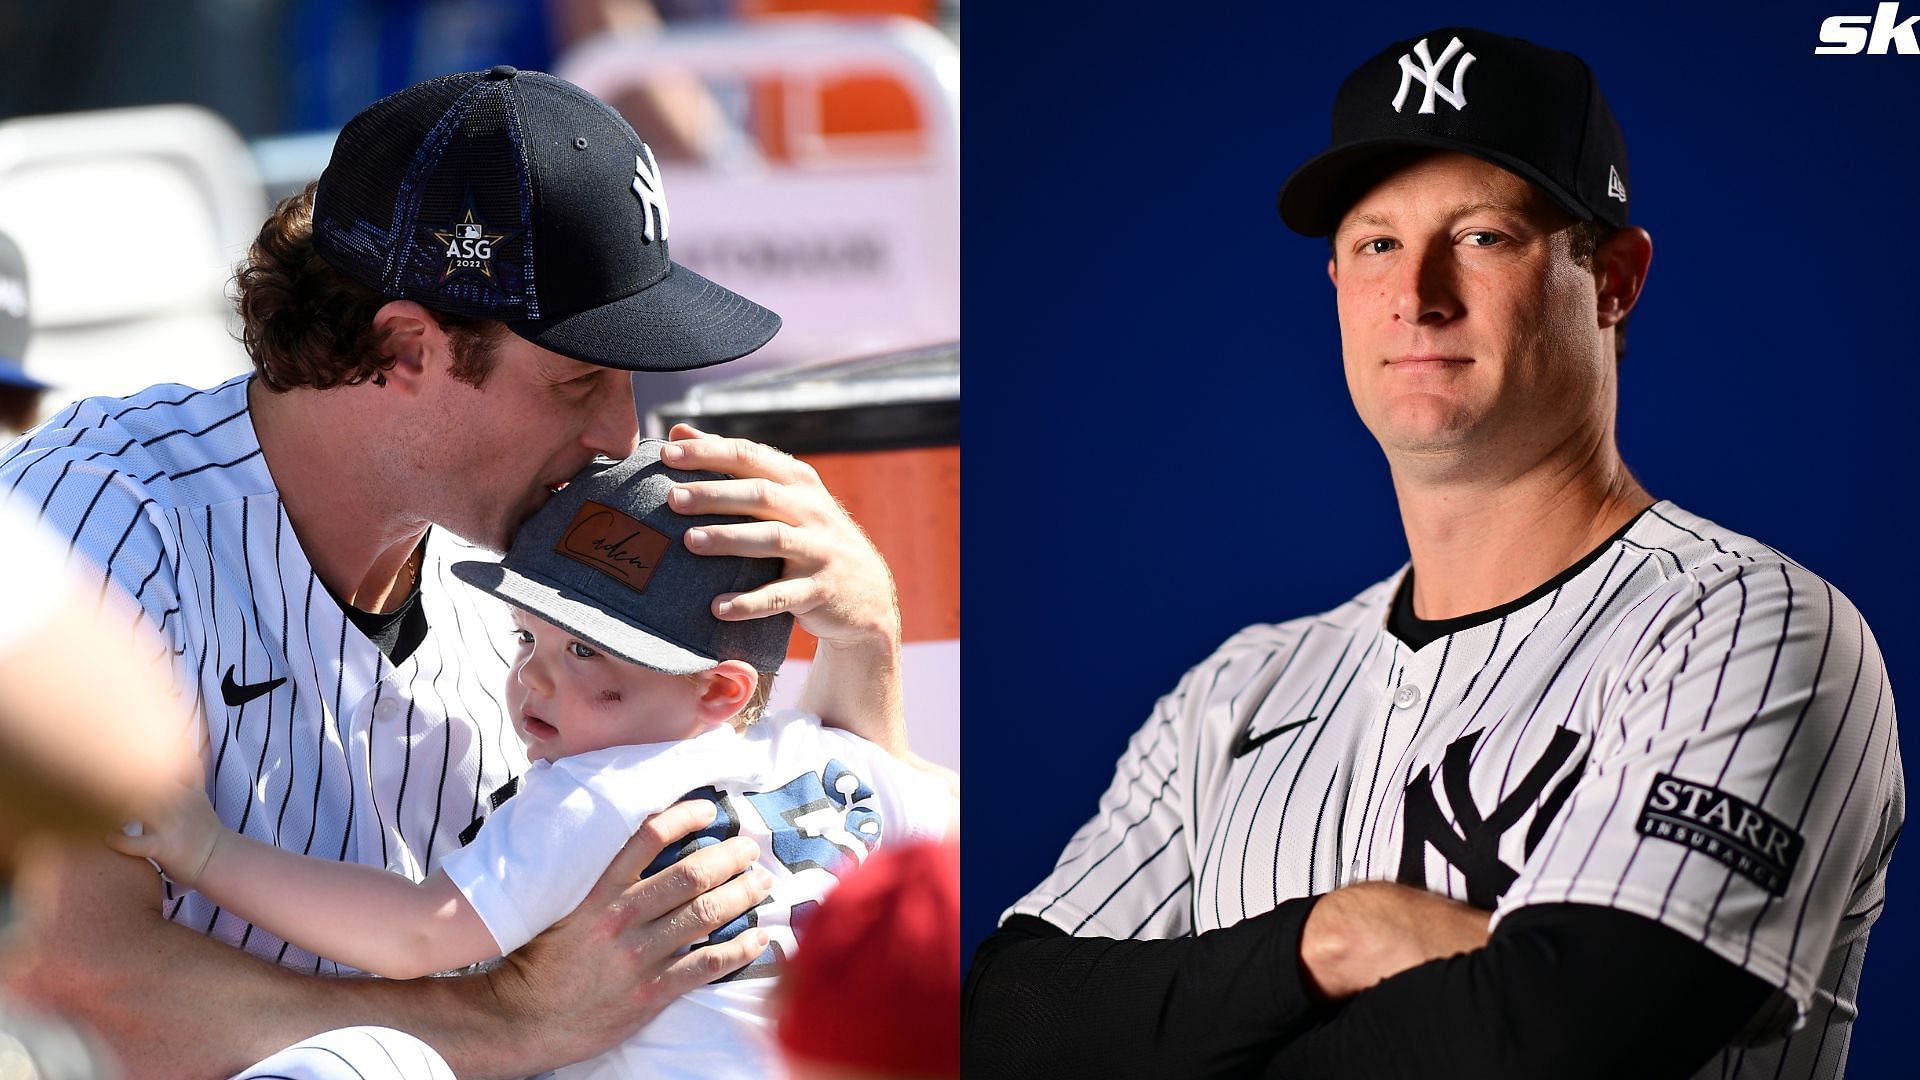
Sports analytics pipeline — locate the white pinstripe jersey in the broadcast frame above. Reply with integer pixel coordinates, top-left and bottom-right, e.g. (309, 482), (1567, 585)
(0, 375), (526, 973)
(1010, 502), (1904, 1079)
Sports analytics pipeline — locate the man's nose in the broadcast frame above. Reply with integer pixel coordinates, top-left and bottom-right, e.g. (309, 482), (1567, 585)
(584, 371), (642, 459)
(1389, 242), (1463, 327)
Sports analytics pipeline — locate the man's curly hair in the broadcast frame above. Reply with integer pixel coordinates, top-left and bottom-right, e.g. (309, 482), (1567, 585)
(233, 183), (505, 391)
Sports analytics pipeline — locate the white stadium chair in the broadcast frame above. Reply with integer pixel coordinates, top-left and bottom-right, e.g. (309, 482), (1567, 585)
(558, 16), (961, 428)
(0, 104), (265, 418)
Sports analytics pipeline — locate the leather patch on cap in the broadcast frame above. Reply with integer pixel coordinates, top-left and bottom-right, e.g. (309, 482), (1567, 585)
(555, 500), (670, 592)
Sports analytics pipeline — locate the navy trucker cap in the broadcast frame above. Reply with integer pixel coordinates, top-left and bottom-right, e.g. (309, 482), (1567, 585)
(312, 65), (780, 372)
(1278, 28), (1630, 237)
(452, 440), (793, 676)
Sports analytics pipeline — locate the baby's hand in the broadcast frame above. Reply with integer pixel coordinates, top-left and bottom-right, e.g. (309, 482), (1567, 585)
(109, 778), (225, 888)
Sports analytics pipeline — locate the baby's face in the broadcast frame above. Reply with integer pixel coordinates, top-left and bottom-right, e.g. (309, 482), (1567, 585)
(506, 609), (708, 762)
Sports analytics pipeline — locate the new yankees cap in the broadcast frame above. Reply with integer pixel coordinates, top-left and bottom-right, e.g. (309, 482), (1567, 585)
(1278, 28), (1630, 237)
(0, 230), (49, 392)
(451, 440), (792, 676)
(312, 65), (780, 372)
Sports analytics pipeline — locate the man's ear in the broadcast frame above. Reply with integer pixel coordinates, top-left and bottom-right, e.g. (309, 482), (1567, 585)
(692, 660), (758, 726)
(1327, 255), (1339, 288)
(1593, 226), (1652, 331)
(369, 300), (453, 395)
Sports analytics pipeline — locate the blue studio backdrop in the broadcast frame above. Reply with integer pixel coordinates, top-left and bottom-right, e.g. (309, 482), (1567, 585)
(962, 1), (1918, 1074)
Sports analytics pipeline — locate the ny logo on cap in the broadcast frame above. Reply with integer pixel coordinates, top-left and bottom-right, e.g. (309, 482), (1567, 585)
(1392, 36), (1476, 114)
(631, 144), (671, 244)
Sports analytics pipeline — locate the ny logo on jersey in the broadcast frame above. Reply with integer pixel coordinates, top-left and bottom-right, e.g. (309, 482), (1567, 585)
(631, 145), (670, 244)
(1392, 36), (1477, 114)
(1397, 726), (1586, 908)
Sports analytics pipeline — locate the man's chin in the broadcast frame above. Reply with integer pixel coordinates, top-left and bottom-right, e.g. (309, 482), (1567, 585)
(429, 509), (516, 555)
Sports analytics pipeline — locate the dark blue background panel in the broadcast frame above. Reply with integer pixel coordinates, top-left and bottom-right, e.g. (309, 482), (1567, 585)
(962, 3), (1918, 1075)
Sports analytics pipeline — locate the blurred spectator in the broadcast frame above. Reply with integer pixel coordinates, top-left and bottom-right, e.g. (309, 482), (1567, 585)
(778, 840), (960, 1079)
(0, 496), (198, 1079)
(0, 231), (50, 437)
(0, 498), (199, 872)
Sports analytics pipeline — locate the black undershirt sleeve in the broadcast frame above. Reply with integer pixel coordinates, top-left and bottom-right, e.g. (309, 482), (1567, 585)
(1261, 903), (1775, 1080)
(963, 903), (1775, 1079)
(963, 899), (1326, 1078)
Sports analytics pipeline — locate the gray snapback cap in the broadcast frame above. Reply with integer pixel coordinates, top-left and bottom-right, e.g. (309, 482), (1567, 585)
(452, 440), (793, 675)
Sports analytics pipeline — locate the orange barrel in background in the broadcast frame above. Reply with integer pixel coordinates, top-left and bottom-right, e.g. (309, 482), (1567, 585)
(654, 344), (959, 769)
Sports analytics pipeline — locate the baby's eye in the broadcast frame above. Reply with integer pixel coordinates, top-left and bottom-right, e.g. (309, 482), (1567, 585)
(568, 641), (598, 659)
(511, 629), (534, 646)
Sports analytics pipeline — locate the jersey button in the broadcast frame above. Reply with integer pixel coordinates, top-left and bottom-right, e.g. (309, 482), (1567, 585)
(1392, 684), (1422, 710)
(374, 699), (400, 721)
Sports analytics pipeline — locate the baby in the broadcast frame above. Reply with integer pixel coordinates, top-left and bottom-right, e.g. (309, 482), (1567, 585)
(116, 441), (956, 1080)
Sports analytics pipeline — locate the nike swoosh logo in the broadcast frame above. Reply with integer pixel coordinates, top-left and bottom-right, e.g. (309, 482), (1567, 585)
(222, 666), (287, 707)
(1231, 716), (1320, 758)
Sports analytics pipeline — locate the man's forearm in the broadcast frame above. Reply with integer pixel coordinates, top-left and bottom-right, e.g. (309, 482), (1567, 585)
(799, 631), (908, 756)
(962, 901), (1324, 1079)
(1298, 881), (1490, 1000)
(1262, 904), (1775, 1080)
(1, 844), (553, 1079)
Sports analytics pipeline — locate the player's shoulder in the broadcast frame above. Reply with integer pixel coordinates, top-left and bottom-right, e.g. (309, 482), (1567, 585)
(1200, 571), (1400, 665)
(1626, 500), (1875, 644)
(0, 375), (266, 515)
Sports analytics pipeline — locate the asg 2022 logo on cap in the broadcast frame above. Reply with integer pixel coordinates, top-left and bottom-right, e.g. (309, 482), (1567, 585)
(428, 194), (518, 283)
(1392, 36), (1476, 114)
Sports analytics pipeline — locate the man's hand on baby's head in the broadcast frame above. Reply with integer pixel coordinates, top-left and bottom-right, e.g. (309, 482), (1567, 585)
(663, 424), (901, 649)
(481, 797), (776, 1065)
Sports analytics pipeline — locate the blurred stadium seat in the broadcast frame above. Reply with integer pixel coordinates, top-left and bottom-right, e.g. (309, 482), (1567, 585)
(558, 16), (959, 427)
(0, 105), (263, 417)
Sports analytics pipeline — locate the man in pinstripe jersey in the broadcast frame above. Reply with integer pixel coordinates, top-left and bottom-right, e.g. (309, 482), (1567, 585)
(967, 27), (1902, 1079)
(0, 70), (913, 1079)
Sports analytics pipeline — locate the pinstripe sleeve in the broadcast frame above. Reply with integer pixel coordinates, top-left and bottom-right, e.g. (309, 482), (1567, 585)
(0, 413), (190, 693)
(1496, 559), (1902, 1031)
(1004, 629), (1286, 940)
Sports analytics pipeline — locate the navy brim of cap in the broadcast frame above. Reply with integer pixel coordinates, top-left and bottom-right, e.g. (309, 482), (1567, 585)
(1277, 135), (1596, 238)
(0, 358), (51, 391)
(506, 260), (781, 373)
(451, 559), (718, 676)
